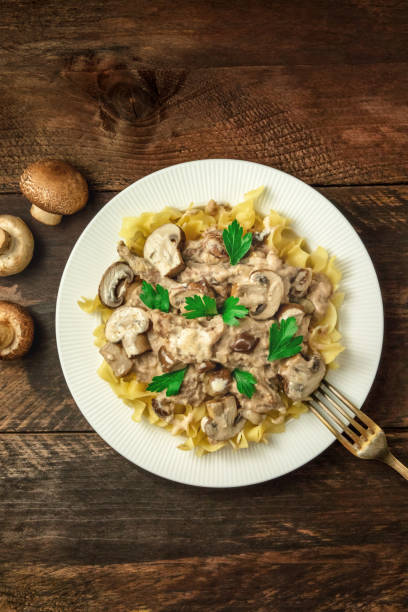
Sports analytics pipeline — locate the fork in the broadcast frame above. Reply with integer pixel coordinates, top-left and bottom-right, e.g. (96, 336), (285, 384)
(307, 381), (408, 480)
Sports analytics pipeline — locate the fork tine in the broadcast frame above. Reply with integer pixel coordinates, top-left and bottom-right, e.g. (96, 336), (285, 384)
(323, 381), (377, 429)
(316, 389), (367, 437)
(311, 394), (360, 444)
(308, 403), (357, 455)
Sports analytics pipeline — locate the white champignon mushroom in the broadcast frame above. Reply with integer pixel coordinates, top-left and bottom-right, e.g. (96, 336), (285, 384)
(105, 306), (150, 358)
(0, 215), (34, 277)
(143, 223), (185, 277)
(231, 269), (284, 320)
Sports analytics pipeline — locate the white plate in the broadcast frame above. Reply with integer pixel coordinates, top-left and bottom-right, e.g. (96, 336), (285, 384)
(56, 160), (383, 488)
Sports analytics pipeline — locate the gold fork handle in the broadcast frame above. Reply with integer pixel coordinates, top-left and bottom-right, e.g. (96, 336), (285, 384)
(380, 452), (408, 481)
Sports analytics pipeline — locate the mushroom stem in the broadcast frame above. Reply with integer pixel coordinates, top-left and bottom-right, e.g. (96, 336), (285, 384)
(30, 204), (62, 226)
(0, 228), (11, 255)
(0, 321), (14, 350)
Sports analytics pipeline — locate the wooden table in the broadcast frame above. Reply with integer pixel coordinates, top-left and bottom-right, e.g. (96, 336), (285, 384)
(1, 2), (407, 610)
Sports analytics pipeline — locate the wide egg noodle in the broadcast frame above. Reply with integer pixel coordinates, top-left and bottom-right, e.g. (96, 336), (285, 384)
(78, 187), (344, 455)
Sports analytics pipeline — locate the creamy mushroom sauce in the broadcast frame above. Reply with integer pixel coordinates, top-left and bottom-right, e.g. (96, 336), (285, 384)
(98, 201), (333, 445)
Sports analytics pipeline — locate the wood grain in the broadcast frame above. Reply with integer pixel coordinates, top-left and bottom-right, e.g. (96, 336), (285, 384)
(1, 58), (408, 191)
(2, 0), (408, 68)
(1, 186), (407, 431)
(0, 432), (407, 611)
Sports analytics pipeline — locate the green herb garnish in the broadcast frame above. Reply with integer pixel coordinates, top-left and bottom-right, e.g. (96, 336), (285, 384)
(233, 369), (257, 398)
(222, 219), (253, 265)
(183, 295), (218, 319)
(221, 296), (249, 326)
(183, 294), (248, 326)
(146, 367), (187, 396)
(268, 316), (303, 361)
(140, 281), (170, 312)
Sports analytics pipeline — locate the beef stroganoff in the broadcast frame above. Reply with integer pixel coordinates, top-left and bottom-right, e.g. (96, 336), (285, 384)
(79, 187), (344, 455)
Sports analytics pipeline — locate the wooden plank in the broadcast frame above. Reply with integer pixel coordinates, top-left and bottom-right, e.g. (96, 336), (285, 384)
(0, 432), (407, 611)
(0, 59), (408, 190)
(1, 0), (408, 68)
(0, 186), (407, 431)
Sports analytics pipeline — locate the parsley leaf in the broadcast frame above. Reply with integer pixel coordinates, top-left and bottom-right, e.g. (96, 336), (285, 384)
(183, 295), (218, 319)
(222, 219), (253, 265)
(146, 367), (187, 396)
(233, 369), (257, 398)
(222, 296), (249, 326)
(268, 316), (303, 361)
(140, 281), (169, 312)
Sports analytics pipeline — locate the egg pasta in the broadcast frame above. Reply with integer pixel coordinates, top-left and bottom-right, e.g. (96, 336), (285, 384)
(79, 187), (344, 455)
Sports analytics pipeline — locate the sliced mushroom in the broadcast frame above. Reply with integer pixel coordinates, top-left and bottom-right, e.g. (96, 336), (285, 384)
(278, 352), (326, 401)
(98, 262), (134, 308)
(0, 301), (34, 360)
(100, 342), (133, 378)
(278, 303), (311, 340)
(205, 368), (232, 396)
(151, 397), (174, 422)
(105, 306), (150, 358)
(201, 395), (246, 443)
(277, 303), (305, 326)
(117, 241), (180, 290)
(143, 224), (185, 277)
(169, 279), (215, 312)
(158, 345), (184, 372)
(238, 384), (285, 425)
(231, 269), (284, 320)
(197, 360), (216, 373)
(20, 159), (88, 226)
(0, 215), (34, 276)
(230, 332), (259, 353)
(289, 268), (313, 300)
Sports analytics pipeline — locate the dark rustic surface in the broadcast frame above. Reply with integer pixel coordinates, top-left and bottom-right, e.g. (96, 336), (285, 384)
(0, 1), (407, 611)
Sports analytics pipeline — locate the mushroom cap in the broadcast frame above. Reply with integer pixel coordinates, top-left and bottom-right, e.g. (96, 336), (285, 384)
(20, 159), (88, 215)
(0, 215), (34, 276)
(0, 301), (34, 360)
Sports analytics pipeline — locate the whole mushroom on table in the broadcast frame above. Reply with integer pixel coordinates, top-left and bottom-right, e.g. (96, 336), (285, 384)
(0, 301), (34, 360)
(0, 215), (34, 276)
(20, 159), (88, 226)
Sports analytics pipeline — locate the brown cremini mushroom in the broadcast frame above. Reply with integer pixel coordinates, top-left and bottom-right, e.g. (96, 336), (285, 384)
(230, 332), (259, 353)
(143, 223), (185, 277)
(0, 215), (34, 276)
(20, 159), (88, 226)
(98, 262), (134, 308)
(0, 301), (34, 360)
